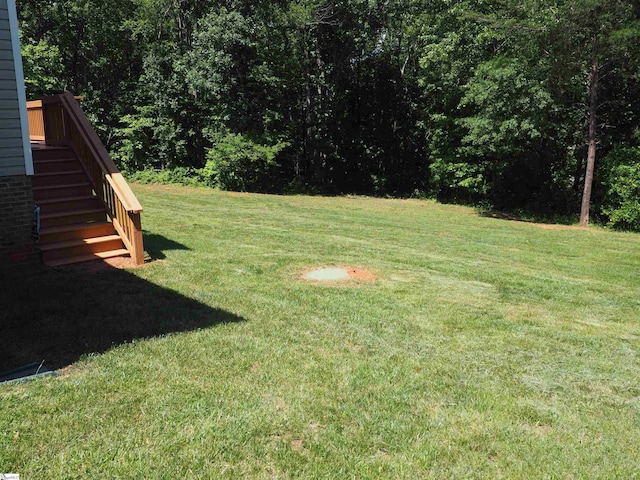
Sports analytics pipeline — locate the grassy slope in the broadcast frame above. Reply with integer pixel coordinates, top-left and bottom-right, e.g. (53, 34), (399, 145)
(1, 184), (639, 478)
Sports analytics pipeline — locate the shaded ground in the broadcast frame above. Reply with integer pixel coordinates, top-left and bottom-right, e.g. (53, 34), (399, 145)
(478, 209), (582, 227)
(0, 235), (243, 371)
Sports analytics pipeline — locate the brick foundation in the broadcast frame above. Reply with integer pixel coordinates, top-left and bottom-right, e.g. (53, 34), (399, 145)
(0, 175), (38, 267)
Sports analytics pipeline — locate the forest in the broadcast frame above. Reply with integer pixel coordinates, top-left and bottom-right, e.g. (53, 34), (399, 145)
(16, 0), (640, 229)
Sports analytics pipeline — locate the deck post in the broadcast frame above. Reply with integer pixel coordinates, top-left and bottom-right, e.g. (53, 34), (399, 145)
(130, 212), (145, 266)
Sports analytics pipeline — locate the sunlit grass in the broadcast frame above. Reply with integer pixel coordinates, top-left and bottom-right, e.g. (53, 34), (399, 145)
(2, 184), (639, 478)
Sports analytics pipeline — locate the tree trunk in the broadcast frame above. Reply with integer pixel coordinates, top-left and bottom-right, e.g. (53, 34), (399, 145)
(580, 60), (598, 227)
(302, 27), (312, 180)
(313, 47), (327, 185)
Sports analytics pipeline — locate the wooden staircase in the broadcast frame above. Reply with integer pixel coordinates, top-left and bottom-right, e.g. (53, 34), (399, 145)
(27, 94), (144, 267)
(32, 143), (129, 266)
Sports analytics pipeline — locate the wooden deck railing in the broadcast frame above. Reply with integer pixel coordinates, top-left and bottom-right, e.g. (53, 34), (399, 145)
(38, 93), (145, 265)
(26, 100), (45, 141)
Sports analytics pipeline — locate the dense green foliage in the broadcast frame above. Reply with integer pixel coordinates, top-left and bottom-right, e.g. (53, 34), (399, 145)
(205, 133), (289, 192)
(600, 146), (640, 230)
(17, 0), (640, 227)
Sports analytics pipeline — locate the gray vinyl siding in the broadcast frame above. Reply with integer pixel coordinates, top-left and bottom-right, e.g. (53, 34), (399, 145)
(0, 0), (26, 177)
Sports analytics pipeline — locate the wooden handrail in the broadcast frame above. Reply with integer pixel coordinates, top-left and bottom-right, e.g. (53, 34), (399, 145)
(41, 93), (145, 265)
(52, 94), (143, 213)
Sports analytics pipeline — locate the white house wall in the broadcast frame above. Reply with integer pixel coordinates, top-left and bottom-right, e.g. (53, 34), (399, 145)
(0, 0), (31, 177)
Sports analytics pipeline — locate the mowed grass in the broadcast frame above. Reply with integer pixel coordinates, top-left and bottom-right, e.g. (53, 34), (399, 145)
(2, 184), (640, 478)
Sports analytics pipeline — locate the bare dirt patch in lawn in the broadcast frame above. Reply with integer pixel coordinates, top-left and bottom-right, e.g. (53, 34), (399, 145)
(301, 266), (377, 284)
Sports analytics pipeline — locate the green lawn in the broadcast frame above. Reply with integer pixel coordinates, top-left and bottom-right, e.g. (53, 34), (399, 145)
(2, 184), (640, 478)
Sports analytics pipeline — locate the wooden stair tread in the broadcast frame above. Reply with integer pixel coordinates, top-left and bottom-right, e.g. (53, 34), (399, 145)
(40, 235), (122, 251)
(40, 207), (105, 219)
(45, 249), (130, 267)
(31, 143), (66, 149)
(33, 157), (76, 162)
(31, 148), (69, 153)
(39, 221), (112, 235)
(37, 195), (96, 205)
(34, 169), (83, 176)
(33, 182), (91, 191)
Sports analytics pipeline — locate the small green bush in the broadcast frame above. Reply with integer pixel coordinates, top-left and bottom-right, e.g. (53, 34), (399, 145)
(126, 167), (211, 188)
(600, 147), (640, 231)
(205, 133), (288, 192)
(429, 157), (488, 203)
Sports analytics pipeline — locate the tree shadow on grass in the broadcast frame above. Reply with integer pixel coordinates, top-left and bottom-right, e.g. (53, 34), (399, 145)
(477, 208), (579, 226)
(0, 263), (243, 372)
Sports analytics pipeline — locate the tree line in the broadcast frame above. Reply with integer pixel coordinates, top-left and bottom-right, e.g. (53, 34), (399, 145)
(17, 0), (640, 229)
